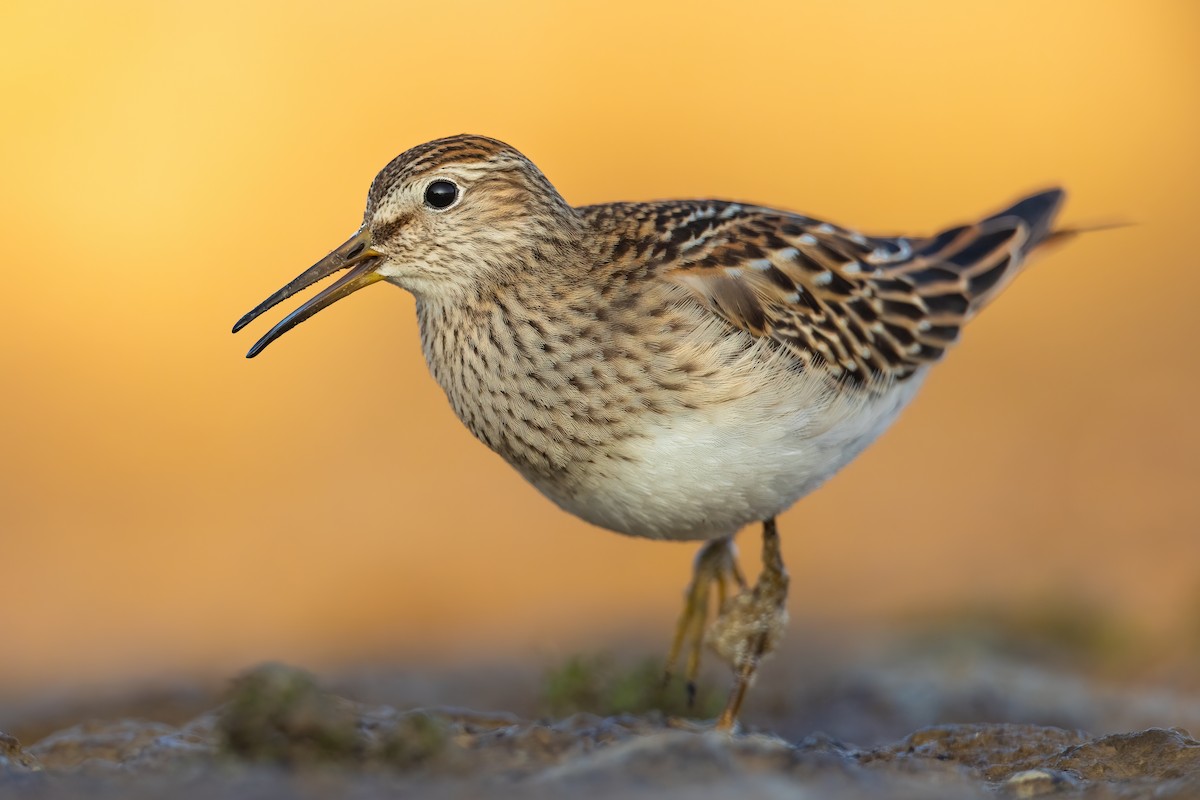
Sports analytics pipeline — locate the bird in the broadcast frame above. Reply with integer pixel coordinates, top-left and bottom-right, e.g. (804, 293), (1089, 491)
(234, 134), (1075, 730)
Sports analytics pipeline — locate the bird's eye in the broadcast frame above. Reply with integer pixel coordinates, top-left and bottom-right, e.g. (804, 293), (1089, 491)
(424, 180), (459, 210)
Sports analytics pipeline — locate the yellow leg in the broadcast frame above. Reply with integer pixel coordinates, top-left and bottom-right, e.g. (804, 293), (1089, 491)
(663, 536), (745, 706)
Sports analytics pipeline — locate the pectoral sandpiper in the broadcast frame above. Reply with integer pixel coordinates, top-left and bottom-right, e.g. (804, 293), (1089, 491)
(235, 134), (1074, 729)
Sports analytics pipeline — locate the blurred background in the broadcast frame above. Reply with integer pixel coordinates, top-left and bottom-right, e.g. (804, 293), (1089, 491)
(1, 0), (1198, 702)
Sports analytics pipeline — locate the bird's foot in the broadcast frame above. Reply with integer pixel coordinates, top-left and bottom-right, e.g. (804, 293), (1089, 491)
(705, 518), (790, 731)
(662, 536), (746, 708)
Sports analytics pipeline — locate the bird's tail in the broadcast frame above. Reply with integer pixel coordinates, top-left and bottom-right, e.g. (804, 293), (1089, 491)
(898, 187), (1069, 320)
(984, 187), (1066, 255)
(983, 188), (1128, 254)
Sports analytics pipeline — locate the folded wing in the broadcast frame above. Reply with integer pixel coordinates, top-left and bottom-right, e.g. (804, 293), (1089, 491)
(664, 189), (1066, 385)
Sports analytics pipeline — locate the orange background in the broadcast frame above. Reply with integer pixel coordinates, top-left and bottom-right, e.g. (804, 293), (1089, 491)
(1, 1), (1198, 694)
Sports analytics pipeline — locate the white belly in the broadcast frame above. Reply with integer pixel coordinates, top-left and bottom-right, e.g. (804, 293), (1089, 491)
(530, 367), (929, 541)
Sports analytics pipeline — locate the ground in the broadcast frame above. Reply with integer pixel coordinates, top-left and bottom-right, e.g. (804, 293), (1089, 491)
(4, 625), (1200, 799)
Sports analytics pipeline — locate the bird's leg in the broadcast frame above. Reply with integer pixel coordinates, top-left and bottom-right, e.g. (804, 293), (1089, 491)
(663, 536), (746, 706)
(706, 517), (790, 731)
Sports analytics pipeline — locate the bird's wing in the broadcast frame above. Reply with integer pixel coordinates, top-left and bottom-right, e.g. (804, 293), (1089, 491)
(650, 190), (1065, 385)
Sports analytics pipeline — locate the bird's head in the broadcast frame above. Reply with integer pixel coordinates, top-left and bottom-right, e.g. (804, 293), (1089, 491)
(234, 134), (577, 357)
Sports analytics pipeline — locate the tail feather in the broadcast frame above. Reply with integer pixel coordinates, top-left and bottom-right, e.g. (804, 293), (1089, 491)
(932, 189), (1071, 314)
(985, 187), (1067, 253)
(890, 187), (1069, 321)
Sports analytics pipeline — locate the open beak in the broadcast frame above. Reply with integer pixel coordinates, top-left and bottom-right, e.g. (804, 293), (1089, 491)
(233, 229), (385, 358)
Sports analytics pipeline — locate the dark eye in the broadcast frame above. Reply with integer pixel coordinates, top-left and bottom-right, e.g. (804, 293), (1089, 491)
(424, 179), (459, 209)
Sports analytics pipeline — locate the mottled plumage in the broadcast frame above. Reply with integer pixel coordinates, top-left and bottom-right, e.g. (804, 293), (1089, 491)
(235, 134), (1071, 729)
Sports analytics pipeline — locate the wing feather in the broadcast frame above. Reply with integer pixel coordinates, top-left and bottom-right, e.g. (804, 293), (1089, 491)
(660, 190), (1065, 385)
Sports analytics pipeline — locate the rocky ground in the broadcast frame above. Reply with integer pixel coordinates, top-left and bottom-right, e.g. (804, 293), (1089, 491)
(4, 627), (1200, 799)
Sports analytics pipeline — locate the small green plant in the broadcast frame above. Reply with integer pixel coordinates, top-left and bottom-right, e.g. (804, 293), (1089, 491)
(217, 663), (359, 764)
(381, 711), (451, 768)
(541, 653), (723, 719)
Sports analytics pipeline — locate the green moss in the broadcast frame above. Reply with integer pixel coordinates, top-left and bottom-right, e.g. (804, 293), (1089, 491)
(217, 663), (359, 764)
(380, 711), (451, 768)
(541, 653), (723, 719)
